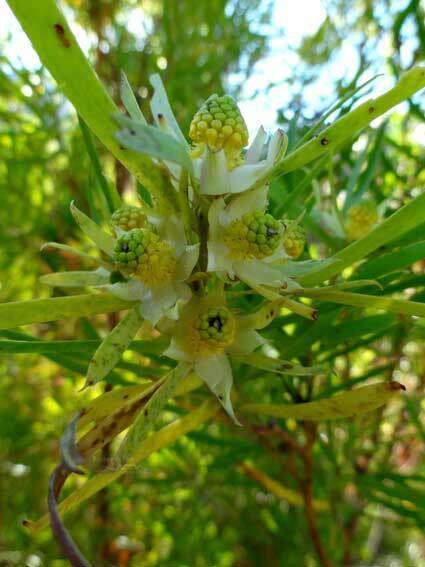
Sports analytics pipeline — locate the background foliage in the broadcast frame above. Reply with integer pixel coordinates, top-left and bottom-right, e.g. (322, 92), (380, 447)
(0, 1), (424, 566)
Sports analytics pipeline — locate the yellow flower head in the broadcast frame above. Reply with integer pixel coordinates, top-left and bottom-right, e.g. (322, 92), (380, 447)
(283, 221), (306, 259)
(224, 211), (284, 260)
(190, 305), (236, 355)
(114, 228), (176, 285)
(189, 94), (249, 169)
(346, 200), (378, 241)
(110, 205), (149, 232)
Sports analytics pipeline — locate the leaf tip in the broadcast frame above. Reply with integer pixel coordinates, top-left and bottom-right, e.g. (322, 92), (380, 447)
(389, 381), (406, 392)
(22, 519), (32, 529)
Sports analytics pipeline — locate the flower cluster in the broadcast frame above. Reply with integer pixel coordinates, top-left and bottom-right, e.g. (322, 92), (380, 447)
(42, 75), (327, 423)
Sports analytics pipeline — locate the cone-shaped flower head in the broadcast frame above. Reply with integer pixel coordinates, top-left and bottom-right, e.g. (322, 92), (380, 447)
(110, 205), (149, 232)
(164, 294), (266, 424)
(189, 94), (249, 169)
(109, 214), (199, 325)
(225, 211), (284, 260)
(114, 228), (177, 285)
(207, 187), (300, 298)
(346, 200), (378, 242)
(45, 205), (199, 326)
(192, 306), (236, 354)
(283, 221), (306, 259)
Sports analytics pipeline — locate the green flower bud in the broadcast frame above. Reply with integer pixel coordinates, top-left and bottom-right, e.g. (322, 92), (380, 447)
(189, 94), (249, 169)
(283, 222), (306, 259)
(346, 201), (378, 241)
(225, 211), (284, 259)
(114, 228), (176, 284)
(110, 206), (149, 232)
(193, 306), (235, 353)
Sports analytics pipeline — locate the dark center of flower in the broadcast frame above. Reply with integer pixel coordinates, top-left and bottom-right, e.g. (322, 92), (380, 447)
(120, 242), (130, 253)
(209, 316), (223, 331)
(266, 227), (278, 237)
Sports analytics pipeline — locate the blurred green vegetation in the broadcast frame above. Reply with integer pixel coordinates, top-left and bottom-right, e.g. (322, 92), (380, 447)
(0, 1), (424, 566)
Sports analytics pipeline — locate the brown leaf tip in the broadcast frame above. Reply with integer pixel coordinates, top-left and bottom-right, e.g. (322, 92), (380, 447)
(21, 519), (32, 528)
(389, 381), (406, 392)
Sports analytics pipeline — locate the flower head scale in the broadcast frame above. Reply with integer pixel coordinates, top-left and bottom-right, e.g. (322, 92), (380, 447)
(164, 294), (267, 424)
(207, 186), (300, 299)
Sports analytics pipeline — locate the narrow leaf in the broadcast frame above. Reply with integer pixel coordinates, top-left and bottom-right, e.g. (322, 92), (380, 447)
(0, 293), (134, 330)
(41, 242), (102, 266)
(299, 191), (425, 286)
(40, 270), (110, 288)
(115, 362), (191, 465)
(115, 115), (193, 172)
(70, 202), (115, 257)
(85, 305), (144, 387)
(299, 289), (425, 318)
(120, 71), (146, 123)
(79, 115), (121, 213)
(241, 381), (405, 420)
(268, 66), (425, 181)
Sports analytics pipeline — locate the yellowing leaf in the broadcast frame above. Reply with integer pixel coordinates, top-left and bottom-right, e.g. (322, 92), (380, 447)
(241, 381), (405, 421)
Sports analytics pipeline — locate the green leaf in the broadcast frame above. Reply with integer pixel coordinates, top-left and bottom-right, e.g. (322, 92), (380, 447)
(356, 241), (425, 280)
(70, 202), (115, 257)
(293, 74), (381, 151)
(299, 190), (425, 286)
(241, 381), (405, 420)
(234, 353), (325, 376)
(85, 305), (144, 387)
(299, 289), (425, 318)
(40, 270), (110, 288)
(120, 71), (147, 123)
(4, 0), (173, 208)
(269, 66), (425, 181)
(0, 293), (134, 330)
(41, 242), (102, 266)
(115, 362), (191, 465)
(0, 337), (165, 356)
(115, 115), (193, 172)
(78, 115), (121, 214)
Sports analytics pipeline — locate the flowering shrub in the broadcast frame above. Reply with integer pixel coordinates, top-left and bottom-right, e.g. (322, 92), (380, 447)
(1, 0), (425, 564)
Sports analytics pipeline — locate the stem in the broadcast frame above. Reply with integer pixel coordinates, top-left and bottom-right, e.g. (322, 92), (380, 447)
(178, 170), (194, 242)
(48, 464), (91, 567)
(301, 425), (334, 567)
